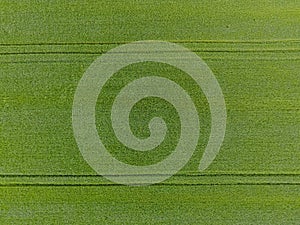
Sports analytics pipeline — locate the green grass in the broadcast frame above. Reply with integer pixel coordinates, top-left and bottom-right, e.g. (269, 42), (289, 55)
(1, 0), (300, 224)
(1, 186), (300, 224)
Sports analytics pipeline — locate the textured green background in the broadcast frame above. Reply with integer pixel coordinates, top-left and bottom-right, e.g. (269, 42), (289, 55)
(1, 0), (300, 224)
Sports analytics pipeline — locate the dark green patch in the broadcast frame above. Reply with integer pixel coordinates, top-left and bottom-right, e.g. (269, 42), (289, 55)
(95, 61), (210, 167)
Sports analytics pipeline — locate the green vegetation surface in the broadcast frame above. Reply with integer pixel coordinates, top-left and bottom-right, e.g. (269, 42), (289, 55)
(1, 0), (300, 224)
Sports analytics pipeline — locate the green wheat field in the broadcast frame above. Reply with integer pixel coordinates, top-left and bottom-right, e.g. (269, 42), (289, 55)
(1, 0), (300, 224)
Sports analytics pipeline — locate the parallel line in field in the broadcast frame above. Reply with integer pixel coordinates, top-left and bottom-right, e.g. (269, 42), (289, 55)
(1, 39), (300, 46)
(0, 60), (90, 64)
(1, 173), (300, 177)
(0, 182), (299, 187)
(1, 58), (300, 64)
(1, 49), (300, 55)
